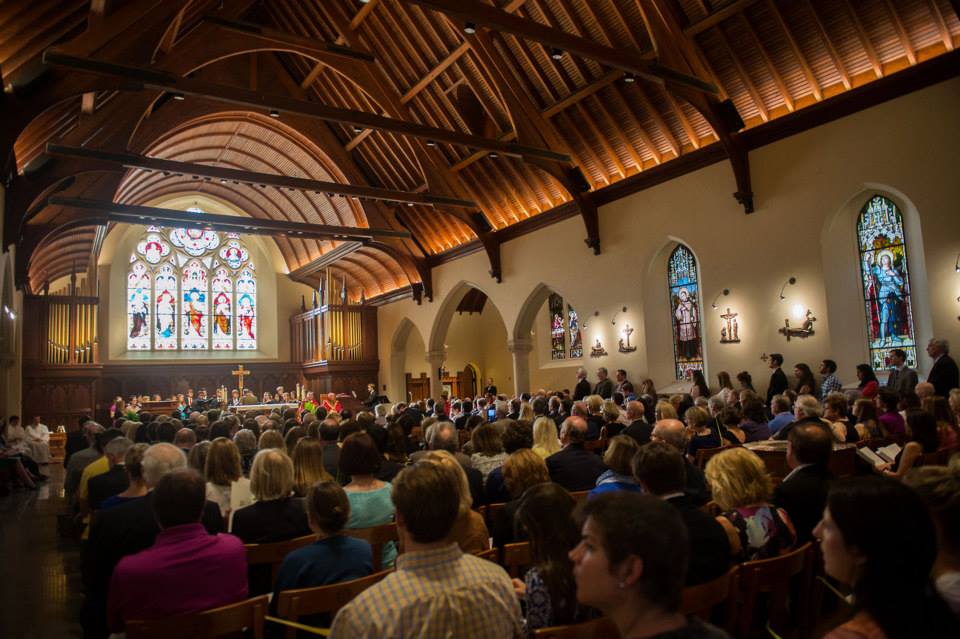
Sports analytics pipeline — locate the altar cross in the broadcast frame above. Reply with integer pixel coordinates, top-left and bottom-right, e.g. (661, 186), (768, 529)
(232, 364), (250, 394)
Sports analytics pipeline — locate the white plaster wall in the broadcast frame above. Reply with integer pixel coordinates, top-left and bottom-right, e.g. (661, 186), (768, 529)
(378, 77), (960, 399)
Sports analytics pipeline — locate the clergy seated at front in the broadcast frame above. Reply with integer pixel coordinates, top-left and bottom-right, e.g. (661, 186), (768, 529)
(329, 461), (523, 639)
(106, 467), (248, 633)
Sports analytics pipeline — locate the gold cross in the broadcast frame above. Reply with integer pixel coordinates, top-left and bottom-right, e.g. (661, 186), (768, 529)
(232, 364), (250, 394)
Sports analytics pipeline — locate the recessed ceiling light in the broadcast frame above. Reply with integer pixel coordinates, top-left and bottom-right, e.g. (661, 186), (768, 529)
(464, 22), (476, 34)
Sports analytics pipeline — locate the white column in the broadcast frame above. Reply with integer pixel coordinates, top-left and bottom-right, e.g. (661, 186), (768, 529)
(507, 338), (534, 397)
(425, 348), (447, 401)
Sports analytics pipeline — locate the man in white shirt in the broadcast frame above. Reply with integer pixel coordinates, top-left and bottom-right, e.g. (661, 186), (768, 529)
(25, 416), (51, 464)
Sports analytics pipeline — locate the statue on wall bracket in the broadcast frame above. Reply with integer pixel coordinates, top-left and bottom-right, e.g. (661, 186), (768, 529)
(720, 308), (740, 344)
(618, 324), (637, 353)
(590, 339), (608, 358)
(778, 309), (817, 341)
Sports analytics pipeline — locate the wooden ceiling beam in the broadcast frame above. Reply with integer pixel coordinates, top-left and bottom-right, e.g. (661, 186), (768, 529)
(201, 16), (376, 63)
(46, 197), (411, 242)
(684, 0), (763, 36)
(803, 0), (851, 90)
(880, 0), (917, 65)
(287, 241), (366, 280)
(42, 50), (572, 164)
(404, 0), (718, 94)
(46, 144), (476, 209)
(927, 0), (955, 52)
(738, 12), (794, 112)
(839, 0), (883, 78)
(764, 0), (822, 100)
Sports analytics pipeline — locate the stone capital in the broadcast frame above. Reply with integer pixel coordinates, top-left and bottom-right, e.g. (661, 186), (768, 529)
(425, 349), (447, 365)
(506, 338), (534, 354)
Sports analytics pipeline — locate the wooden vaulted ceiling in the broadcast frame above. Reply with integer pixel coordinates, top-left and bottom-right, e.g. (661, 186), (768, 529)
(4, 0), (959, 298)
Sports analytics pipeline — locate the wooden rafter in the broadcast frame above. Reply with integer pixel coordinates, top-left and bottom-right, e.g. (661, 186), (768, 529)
(738, 12), (794, 112)
(880, 0), (917, 65)
(839, 0), (883, 79)
(803, 0), (852, 90)
(764, 0), (822, 100)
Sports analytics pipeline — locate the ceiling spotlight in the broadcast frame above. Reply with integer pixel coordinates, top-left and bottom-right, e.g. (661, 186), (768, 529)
(489, 151), (499, 159)
(269, 109), (280, 118)
(551, 48), (564, 60)
(171, 92), (185, 100)
(407, 202), (415, 207)
(623, 73), (636, 83)
(352, 125), (363, 134)
(426, 140), (436, 147)
(464, 22), (477, 34)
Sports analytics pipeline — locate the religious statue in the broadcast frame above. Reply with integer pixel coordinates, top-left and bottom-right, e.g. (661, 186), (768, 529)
(590, 338), (607, 358)
(673, 287), (701, 361)
(618, 324), (637, 353)
(720, 308), (740, 344)
(779, 309), (817, 341)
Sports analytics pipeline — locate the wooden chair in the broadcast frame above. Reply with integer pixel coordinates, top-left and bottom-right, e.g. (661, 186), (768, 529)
(569, 490), (589, 504)
(695, 446), (729, 469)
(274, 570), (392, 639)
(345, 522), (400, 568)
(126, 595), (268, 639)
(244, 534), (317, 591)
(532, 616), (619, 638)
(502, 541), (531, 578)
(486, 501), (506, 528)
(474, 547), (498, 561)
(680, 566), (738, 633)
(735, 543), (813, 638)
(828, 445), (858, 477)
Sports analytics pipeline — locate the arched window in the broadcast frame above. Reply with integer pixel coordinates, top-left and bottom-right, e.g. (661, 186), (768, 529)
(857, 195), (917, 369)
(126, 216), (257, 352)
(667, 245), (703, 380)
(547, 292), (583, 360)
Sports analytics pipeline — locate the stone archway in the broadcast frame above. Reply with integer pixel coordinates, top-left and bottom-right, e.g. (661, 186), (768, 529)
(389, 317), (426, 404)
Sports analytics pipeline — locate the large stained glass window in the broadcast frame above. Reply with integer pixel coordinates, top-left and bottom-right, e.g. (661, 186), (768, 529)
(667, 245), (703, 380)
(126, 221), (257, 352)
(857, 195), (917, 370)
(547, 292), (583, 360)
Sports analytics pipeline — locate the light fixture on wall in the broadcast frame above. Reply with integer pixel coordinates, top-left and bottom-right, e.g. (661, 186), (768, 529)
(582, 310), (600, 330)
(779, 277), (797, 300)
(955, 253), (960, 272)
(711, 288), (730, 310)
(611, 306), (627, 325)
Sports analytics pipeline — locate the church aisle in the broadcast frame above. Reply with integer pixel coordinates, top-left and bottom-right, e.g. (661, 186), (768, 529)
(0, 466), (83, 638)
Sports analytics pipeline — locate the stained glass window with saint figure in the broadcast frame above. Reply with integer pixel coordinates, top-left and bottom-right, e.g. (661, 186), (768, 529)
(668, 245), (703, 380)
(549, 293), (566, 360)
(568, 305), (583, 359)
(857, 195), (917, 370)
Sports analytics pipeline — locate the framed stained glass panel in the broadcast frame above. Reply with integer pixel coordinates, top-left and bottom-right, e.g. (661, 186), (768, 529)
(568, 305), (583, 359)
(211, 268), (233, 350)
(127, 261), (151, 350)
(857, 195), (917, 371)
(154, 264), (178, 350)
(549, 293), (566, 360)
(236, 266), (257, 350)
(181, 260), (208, 350)
(667, 245), (704, 380)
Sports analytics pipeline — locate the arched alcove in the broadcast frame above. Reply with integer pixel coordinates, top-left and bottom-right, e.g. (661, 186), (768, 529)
(821, 185), (933, 375)
(389, 317), (427, 403)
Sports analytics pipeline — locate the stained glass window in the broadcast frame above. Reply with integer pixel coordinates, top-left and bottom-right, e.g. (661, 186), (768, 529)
(549, 293), (566, 360)
(857, 195), (917, 370)
(568, 305), (583, 359)
(667, 245), (703, 380)
(126, 217), (256, 352)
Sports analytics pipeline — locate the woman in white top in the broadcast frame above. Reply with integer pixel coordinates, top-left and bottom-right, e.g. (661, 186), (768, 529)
(25, 417), (51, 464)
(204, 437), (254, 526)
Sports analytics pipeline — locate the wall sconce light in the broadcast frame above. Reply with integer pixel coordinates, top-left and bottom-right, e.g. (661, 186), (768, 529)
(791, 303), (806, 320)
(711, 288), (730, 310)
(779, 276), (797, 300)
(582, 310), (600, 330)
(955, 253), (960, 272)
(611, 306), (627, 325)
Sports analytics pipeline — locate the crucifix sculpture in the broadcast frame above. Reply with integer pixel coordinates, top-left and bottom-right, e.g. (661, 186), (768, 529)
(232, 364), (250, 394)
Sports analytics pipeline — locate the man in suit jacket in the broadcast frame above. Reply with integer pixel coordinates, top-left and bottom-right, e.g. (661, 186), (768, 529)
(633, 441), (729, 586)
(886, 348), (919, 397)
(87, 438), (132, 512)
(622, 401), (653, 445)
(774, 422), (835, 544)
(766, 353), (789, 405)
(651, 419), (709, 505)
(546, 417), (606, 491)
(82, 443), (223, 639)
(926, 338), (960, 398)
(573, 368), (591, 401)
(592, 367), (614, 399)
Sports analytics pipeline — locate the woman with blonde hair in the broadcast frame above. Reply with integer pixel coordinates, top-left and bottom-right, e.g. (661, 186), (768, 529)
(589, 435), (643, 498)
(232, 449), (309, 547)
(495, 448), (550, 547)
(420, 450), (489, 553)
(655, 400), (678, 421)
(639, 378), (657, 397)
(204, 437), (254, 520)
(291, 436), (334, 497)
(705, 447), (796, 561)
(601, 399), (624, 437)
(518, 402), (535, 424)
(532, 417), (561, 459)
(188, 440), (211, 474)
(258, 429), (285, 451)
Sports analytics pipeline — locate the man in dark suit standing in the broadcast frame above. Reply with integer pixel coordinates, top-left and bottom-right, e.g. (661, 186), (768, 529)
(546, 417), (606, 491)
(484, 378), (498, 397)
(632, 441), (729, 586)
(573, 368), (591, 401)
(622, 401), (652, 445)
(592, 367), (614, 399)
(766, 353), (789, 405)
(926, 338), (959, 398)
(886, 348), (919, 397)
(82, 443), (223, 639)
(774, 422), (834, 544)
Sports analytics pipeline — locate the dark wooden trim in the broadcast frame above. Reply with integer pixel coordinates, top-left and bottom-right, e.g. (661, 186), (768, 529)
(426, 50), (960, 269)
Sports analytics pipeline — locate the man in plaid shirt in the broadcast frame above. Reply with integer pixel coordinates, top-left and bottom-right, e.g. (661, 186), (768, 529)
(819, 360), (843, 401)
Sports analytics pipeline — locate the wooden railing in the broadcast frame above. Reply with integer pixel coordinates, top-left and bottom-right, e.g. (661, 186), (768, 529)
(290, 304), (377, 365)
(24, 295), (99, 365)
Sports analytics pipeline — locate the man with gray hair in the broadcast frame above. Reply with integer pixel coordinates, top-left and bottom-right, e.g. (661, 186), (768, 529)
(65, 421), (105, 497)
(623, 400), (653, 445)
(651, 419), (709, 505)
(573, 367), (591, 401)
(773, 394), (827, 441)
(410, 421), (484, 507)
(82, 443), (223, 639)
(546, 416), (606, 491)
(926, 338), (959, 398)
(593, 367), (614, 399)
(87, 437), (134, 512)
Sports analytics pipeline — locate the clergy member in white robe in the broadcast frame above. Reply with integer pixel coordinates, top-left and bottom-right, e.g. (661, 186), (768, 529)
(25, 417), (51, 464)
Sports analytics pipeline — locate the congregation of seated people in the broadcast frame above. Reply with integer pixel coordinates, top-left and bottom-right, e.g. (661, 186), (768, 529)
(16, 336), (960, 638)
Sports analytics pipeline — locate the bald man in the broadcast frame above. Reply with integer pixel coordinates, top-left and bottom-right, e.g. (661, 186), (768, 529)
(915, 381), (935, 401)
(623, 401), (653, 445)
(652, 419), (709, 506)
(545, 416), (607, 491)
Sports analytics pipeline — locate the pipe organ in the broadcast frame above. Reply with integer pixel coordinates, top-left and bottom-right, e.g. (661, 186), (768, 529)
(31, 295), (99, 365)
